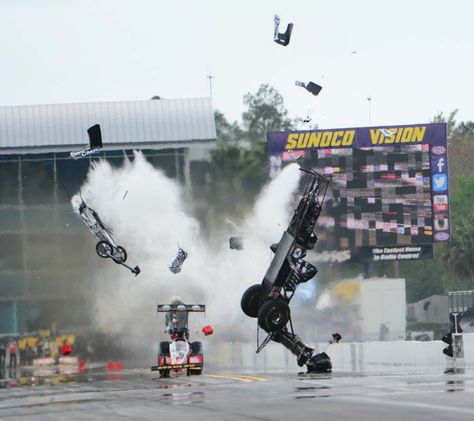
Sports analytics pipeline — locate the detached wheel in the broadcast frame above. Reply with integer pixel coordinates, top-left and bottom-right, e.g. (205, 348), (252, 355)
(241, 284), (264, 318)
(96, 241), (113, 258)
(258, 299), (290, 332)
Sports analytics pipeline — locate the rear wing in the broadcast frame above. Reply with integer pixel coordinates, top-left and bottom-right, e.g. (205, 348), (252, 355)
(87, 124), (103, 148)
(157, 304), (205, 313)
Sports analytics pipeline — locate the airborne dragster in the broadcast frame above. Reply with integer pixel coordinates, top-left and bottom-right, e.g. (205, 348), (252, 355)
(72, 194), (140, 276)
(241, 168), (339, 372)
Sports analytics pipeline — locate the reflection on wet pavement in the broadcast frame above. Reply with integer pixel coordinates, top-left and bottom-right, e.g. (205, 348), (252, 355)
(159, 391), (205, 405)
(446, 380), (465, 393)
(295, 384), (331, 399)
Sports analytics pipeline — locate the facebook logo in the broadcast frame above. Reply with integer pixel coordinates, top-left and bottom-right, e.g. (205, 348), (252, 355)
(436, 157), (445, 173)
(433, 174), (448, 192)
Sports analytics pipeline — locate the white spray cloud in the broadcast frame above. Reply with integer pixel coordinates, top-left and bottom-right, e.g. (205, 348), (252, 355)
(74, 152), (301, 351)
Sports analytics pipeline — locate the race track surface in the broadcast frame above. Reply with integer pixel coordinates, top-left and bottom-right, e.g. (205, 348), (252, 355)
(1, 367), (473, 420)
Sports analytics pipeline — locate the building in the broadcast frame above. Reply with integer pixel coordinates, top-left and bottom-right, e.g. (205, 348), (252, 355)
(407, 294), (449, 324)
(314, 277), (407, 342)
(0, 98), (216, 334)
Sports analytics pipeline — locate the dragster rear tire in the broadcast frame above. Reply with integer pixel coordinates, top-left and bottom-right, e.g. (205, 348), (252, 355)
(257, 299), (290, 332)
(159, 342), (170, 355)
(191, 341), (202, 354)
(241, 284), (264, 318)
(96, 241), (113, 258)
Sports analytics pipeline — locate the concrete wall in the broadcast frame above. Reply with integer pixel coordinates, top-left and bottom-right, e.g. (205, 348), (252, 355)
(205, 333), (474, 373)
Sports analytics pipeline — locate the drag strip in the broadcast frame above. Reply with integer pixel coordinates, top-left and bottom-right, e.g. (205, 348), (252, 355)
(1, 369), (473, 421)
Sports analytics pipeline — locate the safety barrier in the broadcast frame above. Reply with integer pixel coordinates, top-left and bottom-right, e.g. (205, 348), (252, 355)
(205, 333), (474, 372)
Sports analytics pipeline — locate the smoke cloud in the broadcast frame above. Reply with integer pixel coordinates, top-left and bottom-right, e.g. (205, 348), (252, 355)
(74, 152), (301, 358)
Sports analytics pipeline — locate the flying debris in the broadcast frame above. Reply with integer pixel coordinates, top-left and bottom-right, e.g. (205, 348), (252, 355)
(350, 50), (358, 55)
(329, 333), (342, 344)
(295, 81), (323, 96)
(303, 116), (312, 124)
(70, 124), (103, 160)
(229, 236), (244, 250)
(273, 15), (293, 46)
(169, 247), (188, 274)
(71, 194), (140, 276)
(123, 190), (128, 200)
(202, 325), (214, 336)
(379, 128), (395, 137)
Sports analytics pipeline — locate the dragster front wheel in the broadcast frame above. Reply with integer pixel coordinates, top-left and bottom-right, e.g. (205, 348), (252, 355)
(96, 241), (113, 258)
(258, 299), (290, 332)
(116, 246), (127, 262)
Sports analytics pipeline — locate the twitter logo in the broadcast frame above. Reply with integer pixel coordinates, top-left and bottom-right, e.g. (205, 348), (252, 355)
(433, 174), (448, 192)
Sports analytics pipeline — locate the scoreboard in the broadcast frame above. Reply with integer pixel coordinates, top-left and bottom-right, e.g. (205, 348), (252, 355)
(267, 123), (449, 261)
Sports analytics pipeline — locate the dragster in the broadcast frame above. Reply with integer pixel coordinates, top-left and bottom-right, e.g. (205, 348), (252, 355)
(241, 168), (339, 372)
(71, 194), (140, 276)
(151, 301), (207, 378)
(70, 124), (103, 160)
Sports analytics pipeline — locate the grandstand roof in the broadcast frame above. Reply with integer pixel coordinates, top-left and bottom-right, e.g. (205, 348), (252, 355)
(0, 97), (216, 153)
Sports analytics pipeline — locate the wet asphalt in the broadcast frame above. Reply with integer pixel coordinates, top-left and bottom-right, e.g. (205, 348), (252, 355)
(0, 367), (473, 420)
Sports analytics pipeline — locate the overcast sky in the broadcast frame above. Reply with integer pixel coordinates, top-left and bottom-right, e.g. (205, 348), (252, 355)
(1, 0), (473, 129)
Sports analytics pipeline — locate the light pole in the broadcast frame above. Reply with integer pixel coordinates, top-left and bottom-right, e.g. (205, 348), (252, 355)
(207, 69), (214, 98)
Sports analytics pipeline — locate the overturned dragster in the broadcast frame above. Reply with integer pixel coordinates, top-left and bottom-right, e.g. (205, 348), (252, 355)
(241, 168), (339, 373)
(71, 194), (140, 276)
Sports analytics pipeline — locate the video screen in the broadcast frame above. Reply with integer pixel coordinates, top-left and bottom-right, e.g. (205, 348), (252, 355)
(268, 123), (449, 258)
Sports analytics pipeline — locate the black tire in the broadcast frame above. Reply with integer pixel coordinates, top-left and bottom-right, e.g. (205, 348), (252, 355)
(241, 284), (265, 318)
(159, 341), (170, 355)
(159, 368), (170, 378)
(188, 367), (202, 376)
(96, 241), (113, 258)
(191, 341), (202, 354)
(258, 299), (290, 332)
(116, 246), (127, 263)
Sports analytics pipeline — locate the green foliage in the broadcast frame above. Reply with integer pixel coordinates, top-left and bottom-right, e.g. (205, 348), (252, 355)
(205, 84), (297, 228)
(400, 255), (450, 302)
(443, 175), (474, 280)
(242, 84), (294, 142)
(431, 109), (458, 138)
(214, 110), (243, 143)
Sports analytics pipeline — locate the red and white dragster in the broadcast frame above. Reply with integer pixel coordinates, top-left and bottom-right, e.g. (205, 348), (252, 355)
(151, 302), (213, 378)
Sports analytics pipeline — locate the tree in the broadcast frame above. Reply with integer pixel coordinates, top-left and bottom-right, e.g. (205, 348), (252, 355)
(202, 84), (297, 230)
(442, 174), (474, 281)
(214, 110), (243, 143)
(431, 109), (458, 138)
(242, 84), (294, 142)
